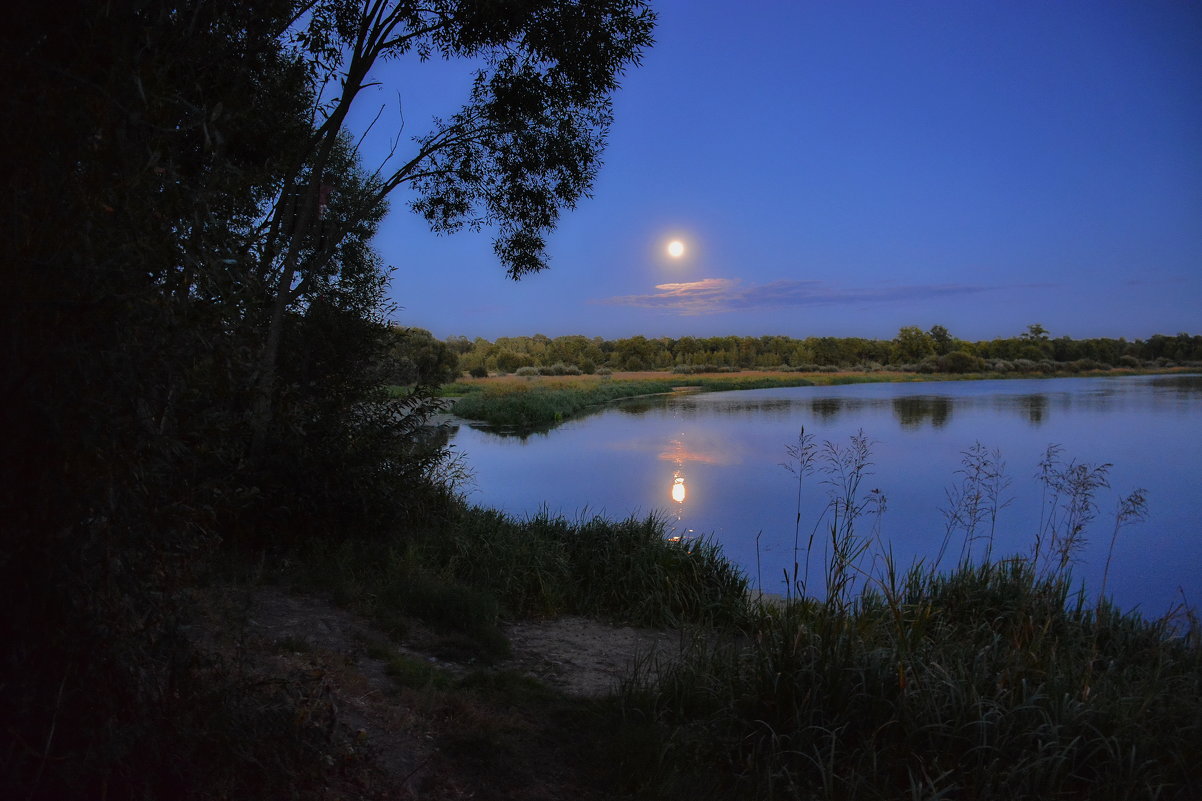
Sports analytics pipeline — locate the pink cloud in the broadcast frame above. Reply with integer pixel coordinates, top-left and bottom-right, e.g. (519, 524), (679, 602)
(598, 277), (1013, 315)
(600, 278), (745, 315)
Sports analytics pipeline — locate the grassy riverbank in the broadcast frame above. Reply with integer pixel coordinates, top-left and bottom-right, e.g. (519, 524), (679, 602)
(284, 503), (750, 637)
(448, 372), (833, 427)
(442, 367), (1181, 428)
(245, 498), (1202, 799)
(622, 559), (1202, 800)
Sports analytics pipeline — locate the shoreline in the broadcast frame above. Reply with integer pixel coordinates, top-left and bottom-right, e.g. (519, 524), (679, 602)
(439, 366), (1196, 430)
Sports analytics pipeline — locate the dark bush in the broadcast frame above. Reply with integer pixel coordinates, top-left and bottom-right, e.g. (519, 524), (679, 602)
(937, 350), (985, 373)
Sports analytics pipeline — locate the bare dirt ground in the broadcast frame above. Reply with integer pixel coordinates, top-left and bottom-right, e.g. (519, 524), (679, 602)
(192, 586), (686, 799)
(227, 586), (683, 696)
(502, 615), (687, 697)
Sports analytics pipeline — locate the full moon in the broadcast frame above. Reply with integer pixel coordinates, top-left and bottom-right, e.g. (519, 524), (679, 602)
(667, 239), (685, 258)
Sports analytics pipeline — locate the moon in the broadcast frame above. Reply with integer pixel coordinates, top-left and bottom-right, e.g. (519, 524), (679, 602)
(667, 239), (685, 258)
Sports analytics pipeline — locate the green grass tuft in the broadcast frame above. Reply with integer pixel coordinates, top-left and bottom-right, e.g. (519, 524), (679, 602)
(624, 559), (1202, 799)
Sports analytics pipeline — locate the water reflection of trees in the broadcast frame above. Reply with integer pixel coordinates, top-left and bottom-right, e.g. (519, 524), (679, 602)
(988, 393), (1052, 425)
(801, 391), (1067, 428)
(810, 398), (844, 422)
(615, 398), (661, 416)
(891, 396), (952, 429)
(1017, 394), (1047, 424)
(688, 398), (796, 420)
(464, 377), (1201, 440)
(424, 422), (458, 448)
(469, 421), (555, 440)
(1151, 375), (1202, 394)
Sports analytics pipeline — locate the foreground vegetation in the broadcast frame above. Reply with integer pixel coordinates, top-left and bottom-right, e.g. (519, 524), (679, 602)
(2, 1), (656, 797)
(606, 433), (1202, 800)
(252, 478), (1200, 800)
(201, 431), (1198, 800)
(285, 504), (750, 640)
(624, 561), (1201, 800)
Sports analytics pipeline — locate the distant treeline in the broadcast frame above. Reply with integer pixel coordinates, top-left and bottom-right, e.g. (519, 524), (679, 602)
(396, 325), (1202, 380)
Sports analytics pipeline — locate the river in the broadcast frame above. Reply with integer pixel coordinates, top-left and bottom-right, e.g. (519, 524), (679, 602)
(449, 374), (1202, 617)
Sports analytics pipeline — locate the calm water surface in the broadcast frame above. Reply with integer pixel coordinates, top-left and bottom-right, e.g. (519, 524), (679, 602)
(449, 375), (1201, 616)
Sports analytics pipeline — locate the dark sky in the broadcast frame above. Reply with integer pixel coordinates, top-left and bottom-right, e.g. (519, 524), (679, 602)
(350, 0), (1202, 342)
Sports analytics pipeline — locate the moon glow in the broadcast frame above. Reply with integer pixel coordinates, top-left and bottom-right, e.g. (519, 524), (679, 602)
(667, 239), (685, 258)
(671, 475), (686, 504)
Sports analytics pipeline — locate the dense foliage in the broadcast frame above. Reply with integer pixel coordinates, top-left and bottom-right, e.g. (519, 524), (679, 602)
(444, 327), (1202, 375)
(294, 503), (750, 632)
(0, 1), (653, 796)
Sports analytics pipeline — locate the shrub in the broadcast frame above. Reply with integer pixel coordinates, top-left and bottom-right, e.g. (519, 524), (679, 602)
(468, 364), (488, 378)
(535, 362), (582, 376)
(1076, 359), (1108, 371)
(515, 366), (538, 377)
(916, 355), (941, 374)
(1063, 358), (1108, 374)
(492, 348), (528, 374)
(937, 350), (984, 373)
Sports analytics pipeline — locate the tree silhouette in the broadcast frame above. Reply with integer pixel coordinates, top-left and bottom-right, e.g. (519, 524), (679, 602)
(0, 2), (654, 793)
(248, 0), (656, 454)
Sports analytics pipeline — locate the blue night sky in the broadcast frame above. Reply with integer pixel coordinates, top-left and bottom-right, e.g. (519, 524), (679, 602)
(349, 0), (1202, 342)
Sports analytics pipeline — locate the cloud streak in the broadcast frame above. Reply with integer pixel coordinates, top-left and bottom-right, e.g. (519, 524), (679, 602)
(599, 278), (1018, 316)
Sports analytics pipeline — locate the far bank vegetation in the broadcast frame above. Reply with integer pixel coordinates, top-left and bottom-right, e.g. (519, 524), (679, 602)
(406, 325), (1202, 382)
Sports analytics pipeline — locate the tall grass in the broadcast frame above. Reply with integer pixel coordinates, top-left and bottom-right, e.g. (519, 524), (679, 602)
(621, 433), (1202, 800)
(936, 442), (1013, 569)
(440, 507), (750, 626)
(287, 502), (750, 640)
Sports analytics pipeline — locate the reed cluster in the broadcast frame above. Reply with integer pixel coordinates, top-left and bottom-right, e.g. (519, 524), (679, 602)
(625, 566), (1200, 799)
(618, 432), (1201, 800)
(288, 503), (750, 644)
